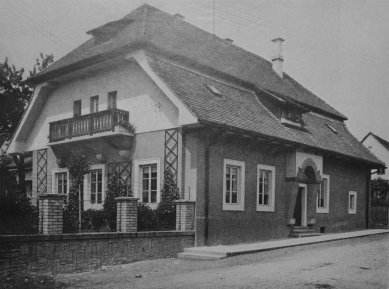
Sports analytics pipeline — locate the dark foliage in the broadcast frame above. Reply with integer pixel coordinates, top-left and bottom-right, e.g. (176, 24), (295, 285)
(371, 178), (389, 206)
(104, 172), (131, 231)
(137, 203), (158, 231)
(0, 197), (38, 235)
(60, 152), (89, 233)
(0, 54), (54, 140)
(81, 209), (107, 232)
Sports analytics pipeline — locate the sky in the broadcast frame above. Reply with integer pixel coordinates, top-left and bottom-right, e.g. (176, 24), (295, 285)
(0, 0), (388, 141)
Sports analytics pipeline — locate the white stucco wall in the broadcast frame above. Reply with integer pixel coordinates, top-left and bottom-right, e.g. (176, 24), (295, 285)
(362, 136), (389, 179)
(23, 62), (180, 151)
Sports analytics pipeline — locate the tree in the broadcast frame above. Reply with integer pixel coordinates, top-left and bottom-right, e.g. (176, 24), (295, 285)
(0, 54), (54, 197)
(371, 178), (389, 206)
(0, 53), (54, 140)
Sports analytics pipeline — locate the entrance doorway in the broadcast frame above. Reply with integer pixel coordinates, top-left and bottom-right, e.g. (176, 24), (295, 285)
(293, 184), (307, 227)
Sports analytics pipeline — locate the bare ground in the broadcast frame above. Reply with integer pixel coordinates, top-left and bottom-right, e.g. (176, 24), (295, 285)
(56, 234), (389, 289)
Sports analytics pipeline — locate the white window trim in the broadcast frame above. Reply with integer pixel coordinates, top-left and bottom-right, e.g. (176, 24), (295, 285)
(256, 164), (276, 212)
(83, 164), (105, 210)
(133, 158), (161, 204)
(317, 174), (330, 214)
(348, 191), (357, 214)
(223, 159), (245, 211)
(51, 168), (70, 195)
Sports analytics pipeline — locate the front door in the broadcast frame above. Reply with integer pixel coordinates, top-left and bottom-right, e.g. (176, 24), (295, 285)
(293, 184), (307, 227)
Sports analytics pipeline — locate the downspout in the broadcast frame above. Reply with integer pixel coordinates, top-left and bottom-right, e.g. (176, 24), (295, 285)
(204, 131), (219, 246)
(366, 170), (371, 228)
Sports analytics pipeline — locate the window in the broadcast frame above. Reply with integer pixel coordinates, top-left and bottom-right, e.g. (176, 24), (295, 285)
(90, 169), (103, 204)
(204, 84), (222, 97)
(83, 164), (105, 210)
(348, 191), (357, 214)
(317, 174), (330, 213)
(90, 95), (99, 113)
(281, 108), (303, 127)
(51, 168), (69, 195)
(257, 164), (275, 212)
(223, 159), (245, 211)
(73, 100), (81, 117)
(134, 159), (161, 204)
(141, 165), (158, 203)
(108, 91), (117, 109)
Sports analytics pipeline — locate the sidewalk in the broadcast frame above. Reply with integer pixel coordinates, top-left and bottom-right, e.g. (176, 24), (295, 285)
(178, 229), (389, 260)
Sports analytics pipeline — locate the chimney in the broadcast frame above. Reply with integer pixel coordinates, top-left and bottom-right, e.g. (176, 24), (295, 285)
(173, 13), (185, 20)
(224, 38), (234, 44)
(271, 37), (285, 78)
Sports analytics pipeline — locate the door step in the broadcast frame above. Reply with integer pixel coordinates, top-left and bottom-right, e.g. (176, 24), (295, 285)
(178, 248), (226, 260)
(289, 227), (322, 238)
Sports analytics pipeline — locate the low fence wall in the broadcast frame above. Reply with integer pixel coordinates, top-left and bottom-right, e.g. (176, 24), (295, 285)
(0, 231), (195, 273)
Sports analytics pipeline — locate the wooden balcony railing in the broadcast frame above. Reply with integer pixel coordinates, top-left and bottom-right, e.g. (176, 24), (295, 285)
(49, 109), (130, 143)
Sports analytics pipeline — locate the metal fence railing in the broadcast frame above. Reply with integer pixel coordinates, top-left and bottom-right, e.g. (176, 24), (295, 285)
(370, 206), (389, 228)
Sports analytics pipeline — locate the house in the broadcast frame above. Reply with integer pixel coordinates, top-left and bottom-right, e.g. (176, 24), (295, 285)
(6, 4), (385, 245)
(362, 132), (389, 179)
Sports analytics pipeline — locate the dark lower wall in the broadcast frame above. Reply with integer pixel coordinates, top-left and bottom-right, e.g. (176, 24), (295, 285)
(0, 231), (194, 273)
(193, 131), (371, 246)
(206, 136), (290, 245)
(314, 157), (370, 233)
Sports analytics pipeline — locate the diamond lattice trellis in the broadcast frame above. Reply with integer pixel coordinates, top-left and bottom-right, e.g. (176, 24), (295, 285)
(108, 161), (132, 196)
(164, 128), (178, 182)
(37, 149), (47, 194)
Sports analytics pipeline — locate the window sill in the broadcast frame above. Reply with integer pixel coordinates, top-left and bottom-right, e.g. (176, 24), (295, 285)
(256, 205), (275, 212)
(223, 204), (244, 211)
(316, 208), (329, 214)
(348, 211), (357, 215)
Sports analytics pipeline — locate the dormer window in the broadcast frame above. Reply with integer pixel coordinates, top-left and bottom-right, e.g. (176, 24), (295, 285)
(205, 84), (222, 97)
(281, 108), (303, 127)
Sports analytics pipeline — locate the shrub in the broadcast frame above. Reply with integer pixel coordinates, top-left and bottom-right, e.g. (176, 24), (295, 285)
(137, 203), (158, 231)
(81, 209), (107, 232)
(0, 197), (38, 234)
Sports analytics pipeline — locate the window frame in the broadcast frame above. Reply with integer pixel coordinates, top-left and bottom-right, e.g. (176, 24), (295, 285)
(316, 174), (330, 213)
(256, 164), (276, 212)
(348, 191), (357, 214)
(133, 159), (161, 204)
(73, 100), (81, 117)
(83, 164), (105, 210)
(223, 159), (245, 211)
(90, 95), (99, 113)
(51, 168), (70, 195)
(107, 91), (117, 109)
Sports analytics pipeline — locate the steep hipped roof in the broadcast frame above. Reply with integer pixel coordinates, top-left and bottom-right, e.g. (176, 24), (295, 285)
(32, 4), (346, 120)
(362, 132), (389, 151)
(148, 55), (383, 166)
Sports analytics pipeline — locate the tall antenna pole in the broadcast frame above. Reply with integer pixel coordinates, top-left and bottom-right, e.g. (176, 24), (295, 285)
(213, 0), (215, 35)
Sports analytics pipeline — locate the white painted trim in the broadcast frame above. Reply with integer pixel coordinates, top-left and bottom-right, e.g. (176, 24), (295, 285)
(128, 51), (198, 126)
(348, 191), (357, 214)
(299, 184), (308, 227)
(256, 164), (276, 212)
(223, 159), (245, 211)
(133, 158), (161, 204)
(51, 168), (70, 195)
(316, 174), (330, 214)
(84, 164), (105, 210)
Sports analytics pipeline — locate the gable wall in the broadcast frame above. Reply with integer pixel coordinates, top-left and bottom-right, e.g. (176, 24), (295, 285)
(24, 62), (179, 152)
(362, 136), (389, 179)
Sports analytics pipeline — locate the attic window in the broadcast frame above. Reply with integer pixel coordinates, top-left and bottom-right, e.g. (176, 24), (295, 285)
(280, 109), (303, 127)
(325, 124), (338, 134)
(205, 84), (222, 97)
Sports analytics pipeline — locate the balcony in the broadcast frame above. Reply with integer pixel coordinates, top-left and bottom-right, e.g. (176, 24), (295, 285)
(49, 109), (132, 143)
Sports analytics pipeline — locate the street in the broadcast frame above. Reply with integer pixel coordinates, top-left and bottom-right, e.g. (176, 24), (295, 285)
(57, 233), (389, 289)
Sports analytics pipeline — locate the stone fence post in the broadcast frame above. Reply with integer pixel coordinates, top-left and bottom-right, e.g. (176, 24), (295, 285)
(116, 197), (138, 232)
(39, 194), (66, 234)
(175, 200), (196, 231)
